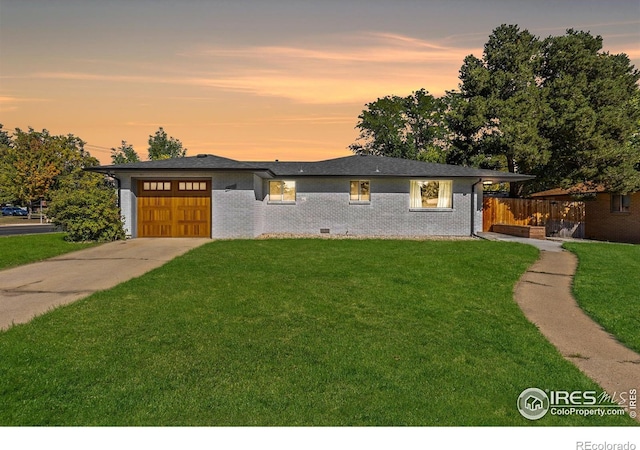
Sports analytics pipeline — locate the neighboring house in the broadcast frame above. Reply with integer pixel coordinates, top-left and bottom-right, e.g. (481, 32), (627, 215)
(531, 185), (640, 244)
(89, 154), (532, 239)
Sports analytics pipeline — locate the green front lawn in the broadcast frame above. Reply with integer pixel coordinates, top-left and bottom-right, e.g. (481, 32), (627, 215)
(564, 242), (640, 354)
(0, 233), (97, 270)
(0, 239), (634, 425)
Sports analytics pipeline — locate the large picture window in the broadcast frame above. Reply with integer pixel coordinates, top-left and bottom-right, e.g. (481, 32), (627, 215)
(410, 180), (453, 209)
(269, 180), (296, 202)
(350, 180), (370, 202)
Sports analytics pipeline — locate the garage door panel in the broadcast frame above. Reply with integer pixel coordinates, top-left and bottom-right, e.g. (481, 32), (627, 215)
(138, 180), (211, 238)
(175, 223), (209, 238)
(139, 223), (173, 238)
(177, 209), (207, 222)
(175, 197), (209, 221)
(141, 199), (172, 221)
(175, 197), (210, 237)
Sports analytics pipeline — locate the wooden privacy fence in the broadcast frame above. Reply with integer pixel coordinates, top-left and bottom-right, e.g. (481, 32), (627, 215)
(483, 197), (586, 238)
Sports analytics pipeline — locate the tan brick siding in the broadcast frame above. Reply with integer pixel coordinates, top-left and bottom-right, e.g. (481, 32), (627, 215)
(585, 193), (640, 244)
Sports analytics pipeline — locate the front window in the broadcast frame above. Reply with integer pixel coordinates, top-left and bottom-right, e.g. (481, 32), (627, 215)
(611, 194), (631, 213)
(410, 180), (453, 209)
(350, 180), (370, 202)
(269, 180), (296, 202)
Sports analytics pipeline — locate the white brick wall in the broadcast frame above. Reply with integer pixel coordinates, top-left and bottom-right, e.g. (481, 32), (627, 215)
(118, 174), (136, 237)
(261, 178), (477, 236)
(119, 172), (483, 238)
(474, 183), (484, 234)
(211, 173), (256, 238)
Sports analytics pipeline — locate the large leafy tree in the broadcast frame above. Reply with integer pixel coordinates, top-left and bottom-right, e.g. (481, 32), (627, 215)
(110, 140), (140, 164)
(148, 127), (186, 160)
(353, 25), (640, 196)
(449, 25), (551, 196)
(451, 25), (640, 195)
(0, 128), (80, 212)
(349, 89), (450, 163)
(0, 126), (125, 241)
(538, 30), (640, 194)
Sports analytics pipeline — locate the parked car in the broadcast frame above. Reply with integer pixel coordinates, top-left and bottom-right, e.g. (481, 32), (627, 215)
(1, 206), (28, 216)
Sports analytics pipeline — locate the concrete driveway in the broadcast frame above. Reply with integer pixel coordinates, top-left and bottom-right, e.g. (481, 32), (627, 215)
(0, 238), (209, 330)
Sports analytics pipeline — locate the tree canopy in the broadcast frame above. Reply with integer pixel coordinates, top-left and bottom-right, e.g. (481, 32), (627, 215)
(349, 89), (450, 163)
(350, 25), (640, 196)
(0, 127), (98, 209)
(110, 140), (140, 164)
(448, 25), (551, 196)
(148, 127), (187, 160)
(0, 126), (124, 241)
(537, 29), (640, 194)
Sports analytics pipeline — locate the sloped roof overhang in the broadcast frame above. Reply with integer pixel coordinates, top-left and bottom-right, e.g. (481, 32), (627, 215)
(88, 154), (534, 182)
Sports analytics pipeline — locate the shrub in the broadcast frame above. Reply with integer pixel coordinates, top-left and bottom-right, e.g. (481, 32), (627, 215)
(48, 174), (125, 242)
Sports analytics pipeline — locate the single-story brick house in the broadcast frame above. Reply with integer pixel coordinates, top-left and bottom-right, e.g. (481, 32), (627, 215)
(89, 154), (532, 239)
(531, 185), (640, 244)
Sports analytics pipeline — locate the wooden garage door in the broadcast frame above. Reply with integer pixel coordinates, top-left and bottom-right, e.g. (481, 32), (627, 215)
(138, 180), (211, 237)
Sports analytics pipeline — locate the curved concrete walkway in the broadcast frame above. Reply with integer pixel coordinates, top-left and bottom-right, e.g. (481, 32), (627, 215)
(0, 238), (209, 330)
(480, 232), (640, 421)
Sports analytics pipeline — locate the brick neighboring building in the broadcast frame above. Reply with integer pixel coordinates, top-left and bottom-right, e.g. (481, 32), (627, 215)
(531, 186), (640, 244)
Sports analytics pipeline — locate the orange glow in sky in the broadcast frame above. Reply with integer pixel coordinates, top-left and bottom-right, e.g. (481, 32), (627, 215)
(1, 1), (638, 164)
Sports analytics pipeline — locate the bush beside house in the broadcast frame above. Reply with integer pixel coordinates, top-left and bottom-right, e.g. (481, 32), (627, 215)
(48, 174), (125, 242)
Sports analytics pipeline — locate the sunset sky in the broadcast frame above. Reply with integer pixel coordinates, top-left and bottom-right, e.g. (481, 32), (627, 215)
(1, 0), (638, 165)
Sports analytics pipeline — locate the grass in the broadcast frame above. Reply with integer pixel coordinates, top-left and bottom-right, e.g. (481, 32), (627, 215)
(0, 215), (46, 225)
(0, 239), (635, 426)
(0, 233), (97, 270)
(564, 242), (640, 354)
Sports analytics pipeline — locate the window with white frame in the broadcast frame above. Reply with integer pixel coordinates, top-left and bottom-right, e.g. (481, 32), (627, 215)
(611, 194), (631, 213)
(410, 180), (453, 209)
(269, 180), (296, 202)
(350, 180), (370, 202)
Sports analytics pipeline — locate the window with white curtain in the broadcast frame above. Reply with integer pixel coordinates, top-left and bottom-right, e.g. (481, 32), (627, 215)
(410, 180), (453, 209)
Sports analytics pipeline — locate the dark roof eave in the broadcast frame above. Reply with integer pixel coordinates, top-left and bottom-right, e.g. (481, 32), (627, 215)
(262, 172), (536, 181)
(84, 155), (535, 181)
(86, 165), (534, 181)
(86, 166), (276, 177)
(478, 174), (535, 183)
